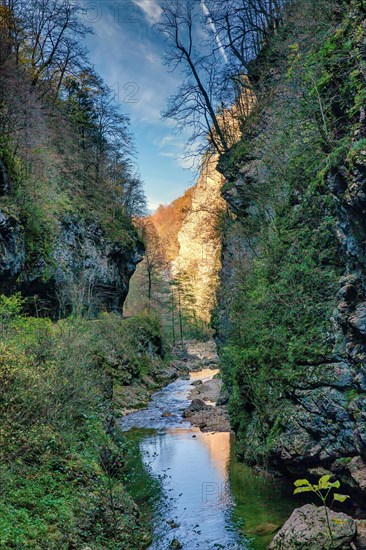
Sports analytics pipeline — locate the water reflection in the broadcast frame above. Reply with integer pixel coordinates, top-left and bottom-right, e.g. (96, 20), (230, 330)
(121, 371), (293, 550)
(143, 429), (246, 550)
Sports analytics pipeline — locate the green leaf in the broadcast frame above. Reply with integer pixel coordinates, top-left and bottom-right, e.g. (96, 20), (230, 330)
(333, 493), (350, 503)
(294, 486), (313, 494)
(294, 479), (311, 487)
(319, 474), (331, 484)
(318, 475), (332, 488)
(329, 480), (341, 489)
(317, 475), (340, 490)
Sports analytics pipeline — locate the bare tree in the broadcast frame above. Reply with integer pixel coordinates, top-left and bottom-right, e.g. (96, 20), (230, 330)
(157, 0), (230, 154)
(157, 0), (288, 155)
(1, 0), (90, 89)
(209, 0), (285, 72)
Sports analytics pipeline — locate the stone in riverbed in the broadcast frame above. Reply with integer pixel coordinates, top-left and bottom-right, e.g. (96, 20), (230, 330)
(183, 398), (211, 417)
(183, 398), (231, 432)
(167, 519), (180, 529)
(356, 520), (366, 549)
(269, 504), (356, 549)
(170, 539), (182, 549)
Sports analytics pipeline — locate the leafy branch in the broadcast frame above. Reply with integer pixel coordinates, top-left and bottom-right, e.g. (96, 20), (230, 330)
(294, 475), (350, 546)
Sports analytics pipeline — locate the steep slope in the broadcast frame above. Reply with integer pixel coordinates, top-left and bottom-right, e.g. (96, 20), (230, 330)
(149, 186), (194, 262)
(215, 0), (366, 501)
(0, 8), (162, 547)
(172, 154), (226, 321)
(0, 63), (143, 317)
(145, 157), (226, 323)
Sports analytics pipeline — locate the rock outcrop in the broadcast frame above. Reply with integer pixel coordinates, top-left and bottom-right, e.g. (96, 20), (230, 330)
(215, 0), (366, 503)
(171, 154), (226, 321)
(269, 504), (356, 549)
(272, 127), (366, 489)
(0, 210), (25, 288)
(0, 159), (9, 195)
(0, 209), (143, 316)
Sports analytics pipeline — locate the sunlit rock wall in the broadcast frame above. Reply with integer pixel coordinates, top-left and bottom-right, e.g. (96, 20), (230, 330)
(172, 154), (226, 321)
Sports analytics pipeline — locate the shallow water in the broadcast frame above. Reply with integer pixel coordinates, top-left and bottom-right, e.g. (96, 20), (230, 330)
(120, 371), (294, 550)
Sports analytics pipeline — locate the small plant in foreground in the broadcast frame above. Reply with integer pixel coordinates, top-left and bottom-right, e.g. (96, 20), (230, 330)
(293, 475), (350, 546)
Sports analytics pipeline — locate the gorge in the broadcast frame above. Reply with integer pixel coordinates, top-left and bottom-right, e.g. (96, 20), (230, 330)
(1, 0), (366, 548)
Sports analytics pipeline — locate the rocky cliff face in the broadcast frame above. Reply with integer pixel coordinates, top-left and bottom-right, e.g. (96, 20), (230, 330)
(215, 0), (366, 503)
(0, 207), (143, 316)
(149, 187), (194, 263)
(147, 155), (226, 322)
(0, 159), (143, 316)
(172, 154), (226, 321)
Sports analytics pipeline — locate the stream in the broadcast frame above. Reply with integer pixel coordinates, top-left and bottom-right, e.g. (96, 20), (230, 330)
(120, 369), (294, 550)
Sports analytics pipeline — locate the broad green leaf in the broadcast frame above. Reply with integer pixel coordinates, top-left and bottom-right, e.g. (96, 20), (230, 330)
(294, 486), (313, 494)
(294, 479), (311, 488)
(318, 475), (332, 488)
(333, 493), (350, 503)
(317, 476), (340, 490)
(329, 480), (341, 489)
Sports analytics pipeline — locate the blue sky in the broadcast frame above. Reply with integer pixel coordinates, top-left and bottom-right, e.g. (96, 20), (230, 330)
(83, 0), (196, 211)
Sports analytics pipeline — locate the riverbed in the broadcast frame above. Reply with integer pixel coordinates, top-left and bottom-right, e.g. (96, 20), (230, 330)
(120, 369), (294, 550)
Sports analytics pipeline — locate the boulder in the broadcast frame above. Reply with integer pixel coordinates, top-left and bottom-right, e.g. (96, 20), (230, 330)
(356, 520), (366, 549)
(183, 398), (211, 417)
(269, 504), (356, 549)
(348, 456), (366, 492)
(350, 303), (366, 336)
(170, 539), (182, 549)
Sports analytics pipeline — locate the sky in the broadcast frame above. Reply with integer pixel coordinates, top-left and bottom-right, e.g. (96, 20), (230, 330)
(83, 0), (197, 211)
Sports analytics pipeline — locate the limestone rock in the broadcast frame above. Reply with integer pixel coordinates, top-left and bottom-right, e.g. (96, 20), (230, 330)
(0, 210), (25, 283)
(269, 504), (356, 549)
(171, 155), (226, 322)
(350, 304), (366, 336)
(348, 456), (366, 492)
(355, 520), (366, 549)
(183, 398), (210, 416)
(0, 212), (143, 316)
(183, 397), (231, 432)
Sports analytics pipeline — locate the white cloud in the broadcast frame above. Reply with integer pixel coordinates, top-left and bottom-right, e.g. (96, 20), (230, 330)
(132, 0), (162, 25)
(160, 151), (176, 158)
(200, 0), (228, 63)
(85, 11), (174, 124)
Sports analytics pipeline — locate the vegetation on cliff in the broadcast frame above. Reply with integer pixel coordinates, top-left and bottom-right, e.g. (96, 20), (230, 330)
(0, 0), (145, 315)
(215, 0), (366, 485)
(0, 295), (165, 548)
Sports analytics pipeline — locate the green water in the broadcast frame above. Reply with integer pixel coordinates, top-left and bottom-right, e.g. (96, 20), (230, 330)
(120, 372), (295, 549)
(229, 456), (294, 549)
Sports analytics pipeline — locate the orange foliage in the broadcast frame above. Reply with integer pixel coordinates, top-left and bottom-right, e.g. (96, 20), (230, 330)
(148, 186), (194, 262)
